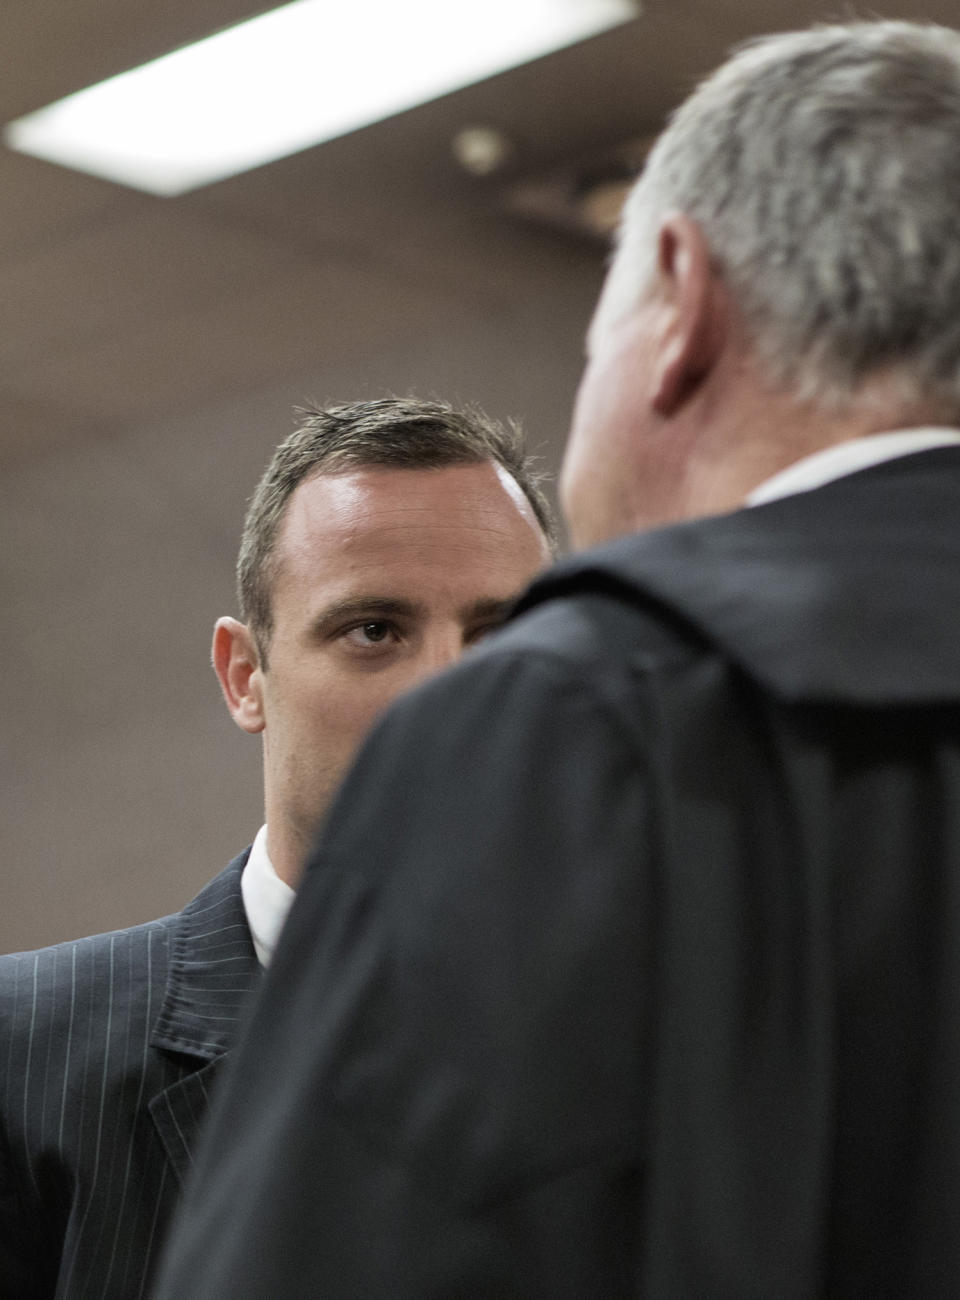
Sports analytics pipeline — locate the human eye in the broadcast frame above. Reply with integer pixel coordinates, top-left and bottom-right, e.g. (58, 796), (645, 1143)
(340, 619), (401, 651)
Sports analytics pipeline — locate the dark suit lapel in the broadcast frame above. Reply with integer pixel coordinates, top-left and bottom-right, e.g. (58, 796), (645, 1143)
(148, 853), (262, 1184)
(148, 1056), (229, 1186)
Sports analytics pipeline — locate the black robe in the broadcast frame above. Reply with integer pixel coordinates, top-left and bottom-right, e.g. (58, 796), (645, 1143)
(154, 447), (960, 1298)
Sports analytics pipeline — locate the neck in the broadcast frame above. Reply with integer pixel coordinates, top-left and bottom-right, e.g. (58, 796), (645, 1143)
(665, 365), (945, 524)
(262, 816), (308, 889)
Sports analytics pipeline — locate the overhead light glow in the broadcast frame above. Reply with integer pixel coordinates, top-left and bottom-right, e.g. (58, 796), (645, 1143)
(4, 0), (638, 196)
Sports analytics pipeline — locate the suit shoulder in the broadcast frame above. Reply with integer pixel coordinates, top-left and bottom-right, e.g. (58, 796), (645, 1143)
(481, 584), (708, 682)
(364, 587), (712, 772)
(1, 908), (177, 966)
(0, 911), (177, 1019)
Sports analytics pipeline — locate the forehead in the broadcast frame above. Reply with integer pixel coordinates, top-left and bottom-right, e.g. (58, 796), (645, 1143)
(271, 461), (546, 598)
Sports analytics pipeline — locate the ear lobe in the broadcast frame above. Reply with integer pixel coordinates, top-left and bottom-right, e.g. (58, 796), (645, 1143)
(651, 214), (725, 417)
(212, 617), (266, 735)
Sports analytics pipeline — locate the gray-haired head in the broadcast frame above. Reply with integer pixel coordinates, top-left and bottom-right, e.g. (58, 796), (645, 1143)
(605, 21), (960, 415)
(237, 397), (556, 664)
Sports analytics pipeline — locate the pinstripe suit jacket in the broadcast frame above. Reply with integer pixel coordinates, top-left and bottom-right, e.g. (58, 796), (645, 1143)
(0, 852), (260, 1299)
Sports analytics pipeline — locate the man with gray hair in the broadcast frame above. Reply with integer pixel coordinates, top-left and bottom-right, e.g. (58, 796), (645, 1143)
(154, 23), (960, 1297)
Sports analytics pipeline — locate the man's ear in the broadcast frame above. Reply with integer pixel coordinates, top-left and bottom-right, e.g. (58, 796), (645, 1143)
(651, 213), (726, 417)
(212, 617), (266, 735)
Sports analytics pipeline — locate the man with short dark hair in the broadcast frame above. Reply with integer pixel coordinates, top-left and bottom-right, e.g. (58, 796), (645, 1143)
(155, 23), (960, 1298)
(0, 397), (552, 1298)
(217, 398), (553, 896)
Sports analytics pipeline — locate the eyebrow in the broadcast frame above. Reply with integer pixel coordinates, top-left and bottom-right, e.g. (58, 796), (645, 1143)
(310, 594), (518, 635)
(460, 597), (518, 625)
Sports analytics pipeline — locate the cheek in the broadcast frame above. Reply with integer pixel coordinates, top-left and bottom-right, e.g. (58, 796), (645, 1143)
(268, 660), (423, 794)
(315, 675), (402, 752)
(561, 369), (595, 486)
(274, 686), (376, 800)
(347, 686), (395, 740)
(561, 363), (619, 542)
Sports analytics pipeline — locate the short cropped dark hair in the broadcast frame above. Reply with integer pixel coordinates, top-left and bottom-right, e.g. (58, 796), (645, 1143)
(237, 397), (556, 664)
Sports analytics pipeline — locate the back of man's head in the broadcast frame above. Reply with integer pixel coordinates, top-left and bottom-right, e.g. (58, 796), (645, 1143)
(237, 397), (555, 664)
(607, 21), (960, 416)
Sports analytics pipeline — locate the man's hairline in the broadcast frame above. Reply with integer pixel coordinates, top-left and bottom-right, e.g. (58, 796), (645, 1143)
(250, 455), (550, 663)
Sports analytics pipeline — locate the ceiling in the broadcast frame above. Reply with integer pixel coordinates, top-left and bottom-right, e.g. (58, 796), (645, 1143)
(3, 0), (954, 949)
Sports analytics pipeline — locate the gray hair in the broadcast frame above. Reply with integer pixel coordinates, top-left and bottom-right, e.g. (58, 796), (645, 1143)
(610, 21), (960, 413)
(238, 397), (555, 664)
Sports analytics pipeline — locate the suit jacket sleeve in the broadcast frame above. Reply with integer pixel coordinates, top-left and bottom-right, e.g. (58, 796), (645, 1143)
(153, 635), (654, 1299)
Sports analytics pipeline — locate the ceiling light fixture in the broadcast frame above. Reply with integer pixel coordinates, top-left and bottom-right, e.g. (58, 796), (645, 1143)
(5, 0), (638, 196)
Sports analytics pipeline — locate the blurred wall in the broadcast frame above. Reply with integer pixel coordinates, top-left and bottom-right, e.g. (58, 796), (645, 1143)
(1, 261), (601, 951)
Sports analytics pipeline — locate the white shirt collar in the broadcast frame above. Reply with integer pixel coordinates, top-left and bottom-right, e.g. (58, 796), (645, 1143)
(240, 824), (296, 967)
(746, 427), (960, 507)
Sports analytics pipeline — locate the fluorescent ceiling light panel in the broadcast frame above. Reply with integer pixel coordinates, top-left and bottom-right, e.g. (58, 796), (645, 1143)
(5, 0), (638, 196)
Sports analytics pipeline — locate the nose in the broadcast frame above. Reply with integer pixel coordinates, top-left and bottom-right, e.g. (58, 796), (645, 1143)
(413, 625), (466, 683)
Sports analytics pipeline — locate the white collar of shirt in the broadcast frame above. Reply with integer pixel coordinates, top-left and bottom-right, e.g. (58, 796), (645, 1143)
(746, 427), (960, 507)
(240, 824), (296, 967)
